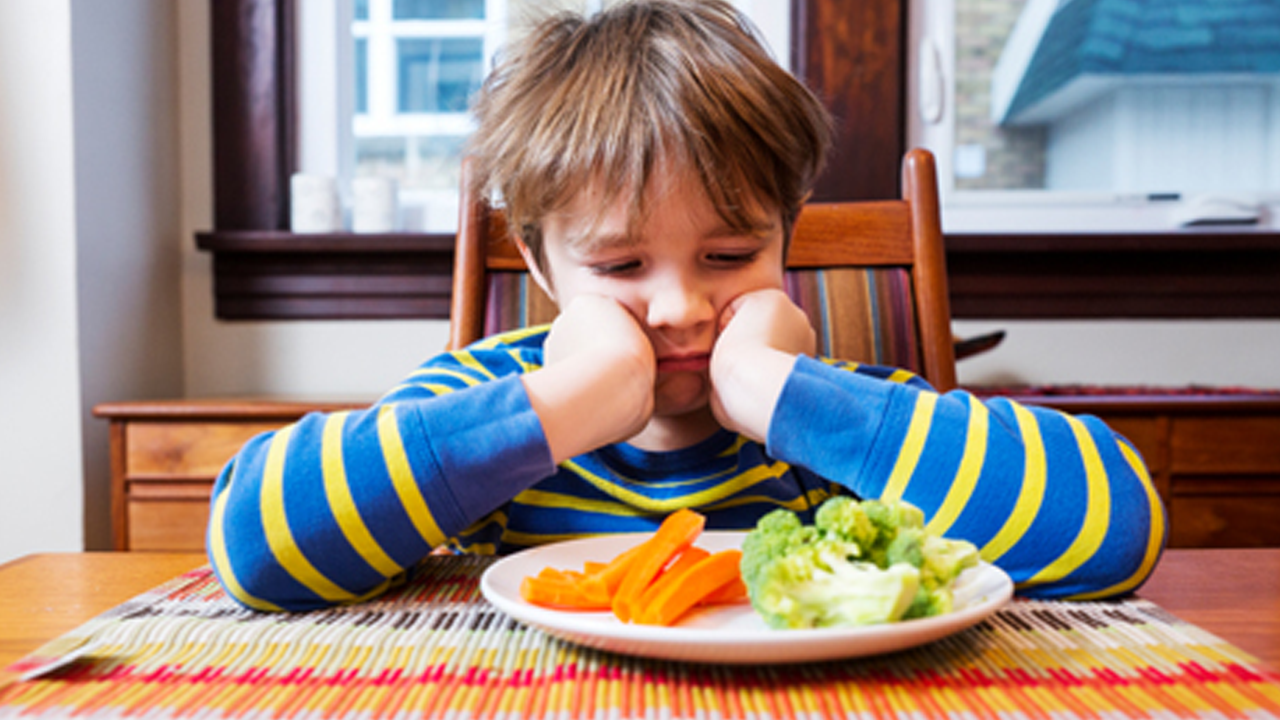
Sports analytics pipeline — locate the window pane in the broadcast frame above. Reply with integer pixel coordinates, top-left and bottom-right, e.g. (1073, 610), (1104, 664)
(355, 0), (369, 21)
(354, 38), (368, 115)
(393, 0), (485, 20)
(355, 135), (466, 191)
(956, 0), (1280, 194)
(397, 38), (484, 113)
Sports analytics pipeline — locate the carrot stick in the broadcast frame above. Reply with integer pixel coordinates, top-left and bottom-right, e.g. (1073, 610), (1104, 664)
(698, 576), (748, 606)
(578, 541), (645, 605)
(635, 546), (710, 614)
(612, 509), (706, 622)
(520, 575), (609, 609)
(635, 549), (743, 626)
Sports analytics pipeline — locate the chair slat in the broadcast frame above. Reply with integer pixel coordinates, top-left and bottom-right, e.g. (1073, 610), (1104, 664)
(787, 201), (914, 268)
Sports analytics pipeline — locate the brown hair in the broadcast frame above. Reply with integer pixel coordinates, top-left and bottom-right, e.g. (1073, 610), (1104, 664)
(466, 0), (833, 269)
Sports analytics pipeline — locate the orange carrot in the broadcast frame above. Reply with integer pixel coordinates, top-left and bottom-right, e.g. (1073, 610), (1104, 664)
(612, 509), (706, 622)
(520, 575), (609, 609)
(635, 546), (711, 614)
(578, 541), (645, 605)
(635, 549), (743, 626)
(699, 576), (748, 605)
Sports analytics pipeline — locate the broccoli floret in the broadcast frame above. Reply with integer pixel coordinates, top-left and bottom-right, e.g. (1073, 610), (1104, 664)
(885, 526), (926, 569)
(920, 534), (979, 591)
(741, 497), (982, 629)
(740, 508), (818, 590)
(752, 545), (920, 629)
(813, 495), (878, 549)
(902, 584), (955, 620)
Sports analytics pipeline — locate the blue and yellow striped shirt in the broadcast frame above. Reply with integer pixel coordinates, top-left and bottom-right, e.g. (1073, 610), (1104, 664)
(208, 326), (1166, 611)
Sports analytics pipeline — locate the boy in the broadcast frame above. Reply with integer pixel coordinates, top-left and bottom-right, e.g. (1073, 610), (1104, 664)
(208, 0), (1165, 612)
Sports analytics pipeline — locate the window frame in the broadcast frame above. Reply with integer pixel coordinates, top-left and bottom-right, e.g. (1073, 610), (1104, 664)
(197, 0), (1280, 321)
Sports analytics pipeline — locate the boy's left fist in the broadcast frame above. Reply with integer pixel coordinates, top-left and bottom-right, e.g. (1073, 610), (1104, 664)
(709, 288), (815, 442)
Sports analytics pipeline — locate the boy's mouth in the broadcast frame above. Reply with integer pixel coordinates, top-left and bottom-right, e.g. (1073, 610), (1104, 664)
(656, 353), (711, 374)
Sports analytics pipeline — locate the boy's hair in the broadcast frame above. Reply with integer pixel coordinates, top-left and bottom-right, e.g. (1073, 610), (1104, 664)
(466, 0), (833, 271)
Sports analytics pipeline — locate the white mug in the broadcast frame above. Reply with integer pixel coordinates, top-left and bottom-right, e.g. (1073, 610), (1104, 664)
(352, 176), (400, 233)
(290, 173), (342, 233)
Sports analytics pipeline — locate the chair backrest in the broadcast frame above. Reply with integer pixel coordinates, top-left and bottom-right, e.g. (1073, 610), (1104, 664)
(448, 148), (957, 392)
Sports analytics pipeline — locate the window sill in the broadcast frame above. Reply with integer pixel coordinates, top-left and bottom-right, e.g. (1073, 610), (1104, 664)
(194, 230), (456, 320)
(195, 229), (1280, 321)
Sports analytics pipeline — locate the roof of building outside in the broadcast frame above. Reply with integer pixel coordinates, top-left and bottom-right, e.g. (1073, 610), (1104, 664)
(1001, 0), (1280, 123)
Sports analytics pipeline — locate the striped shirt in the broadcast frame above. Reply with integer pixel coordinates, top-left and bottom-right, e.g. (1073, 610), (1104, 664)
(208, 326), (1166, 611)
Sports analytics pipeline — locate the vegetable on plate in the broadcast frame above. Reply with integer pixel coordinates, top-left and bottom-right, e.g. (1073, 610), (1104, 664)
(740, 497), (980, 629)
(519, 509), (748, 626)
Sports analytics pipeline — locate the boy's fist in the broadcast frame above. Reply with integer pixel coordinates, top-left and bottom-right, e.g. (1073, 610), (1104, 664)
(709, 289), (815, 442)
(526, 295), (655, 462)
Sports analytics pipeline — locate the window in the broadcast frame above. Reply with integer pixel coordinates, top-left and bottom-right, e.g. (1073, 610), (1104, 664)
(909, 0), (1280, 232)
(296, 0), (506, 232)
(298, 0), (788, 233)
(352, 0), (501, 230)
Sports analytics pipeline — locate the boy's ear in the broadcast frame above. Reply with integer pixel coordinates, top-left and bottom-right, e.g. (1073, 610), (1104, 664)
(513, 235), (557, 303)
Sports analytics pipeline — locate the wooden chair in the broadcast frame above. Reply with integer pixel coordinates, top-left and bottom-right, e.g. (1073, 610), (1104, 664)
(448, 148), (957, 392)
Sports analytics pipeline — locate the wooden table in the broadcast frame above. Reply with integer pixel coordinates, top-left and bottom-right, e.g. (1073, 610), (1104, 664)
(1, 549), (1277, 689)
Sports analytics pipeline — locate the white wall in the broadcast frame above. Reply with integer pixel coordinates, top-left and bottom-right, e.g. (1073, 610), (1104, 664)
(0, 1), (84, 563)
(70, 0), (186, 551)
(0, 0), (186, 565)
(954, 320), (1280, 389)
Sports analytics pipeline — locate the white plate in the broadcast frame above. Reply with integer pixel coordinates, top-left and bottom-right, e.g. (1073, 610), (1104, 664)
(480, 531), (1013, 664)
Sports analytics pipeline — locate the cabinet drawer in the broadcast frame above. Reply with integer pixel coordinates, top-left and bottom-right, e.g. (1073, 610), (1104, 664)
(1170, 491), (1280, 548)
(128, 497), (213, 552)
(1171, 417), (1280, 474)
(125, 421), (283, 479)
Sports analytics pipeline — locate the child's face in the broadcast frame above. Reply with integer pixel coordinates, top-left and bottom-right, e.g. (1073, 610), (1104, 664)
(534, 163), (787, 420)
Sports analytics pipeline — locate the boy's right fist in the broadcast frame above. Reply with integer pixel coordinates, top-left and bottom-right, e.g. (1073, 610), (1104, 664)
(525, 295), (656, 462)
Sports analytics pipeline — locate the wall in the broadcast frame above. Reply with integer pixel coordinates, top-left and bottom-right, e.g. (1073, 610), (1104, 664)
(0, 1), (83, 563)
(0, 0), (186, 564)
(70, 0), (186, 551)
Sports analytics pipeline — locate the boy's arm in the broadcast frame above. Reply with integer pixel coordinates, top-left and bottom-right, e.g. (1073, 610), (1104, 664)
(711, 289), (1165, 600)
(207, 342), (558, 612)
(767, 359), (1167, 600)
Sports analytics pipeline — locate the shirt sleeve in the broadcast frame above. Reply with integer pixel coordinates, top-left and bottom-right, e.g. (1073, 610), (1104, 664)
(767, 356), (1167, 600)
(206, 341), (557, 612)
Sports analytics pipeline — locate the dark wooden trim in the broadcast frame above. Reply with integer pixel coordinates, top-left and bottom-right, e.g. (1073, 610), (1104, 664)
(195, 230), (455, 253)
(792, 0), (906, 201)
(195, 229), (1280, 320)
(946, 231), (1280, 318)
(210, 0), (295, 231)
(197, 232), (455, 320)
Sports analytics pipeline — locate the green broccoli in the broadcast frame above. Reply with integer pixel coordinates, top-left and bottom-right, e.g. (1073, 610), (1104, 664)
(740, 497), (981, 629)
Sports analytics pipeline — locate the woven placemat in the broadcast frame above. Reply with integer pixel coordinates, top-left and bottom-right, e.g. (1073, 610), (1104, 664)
(3, 556), (1278, 719)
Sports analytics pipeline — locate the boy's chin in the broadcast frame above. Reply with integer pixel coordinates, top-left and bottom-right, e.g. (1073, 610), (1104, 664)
(652, 371), (713, 418)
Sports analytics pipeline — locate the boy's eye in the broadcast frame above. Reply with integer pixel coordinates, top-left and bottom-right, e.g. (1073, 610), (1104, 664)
(590, 259), (642, 276)
(706, 251), (760, 266)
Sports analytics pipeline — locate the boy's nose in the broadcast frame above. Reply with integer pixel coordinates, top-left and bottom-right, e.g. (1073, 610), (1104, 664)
(646, 279), (715, 331)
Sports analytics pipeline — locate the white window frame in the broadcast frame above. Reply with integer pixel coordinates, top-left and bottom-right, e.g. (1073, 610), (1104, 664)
(297, 0), (785, 232)
(907, 0), (1280, 234)
(297, 0), (505, 231)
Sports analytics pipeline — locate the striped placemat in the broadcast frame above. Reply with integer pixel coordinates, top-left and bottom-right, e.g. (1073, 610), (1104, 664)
(3, 556), (1278, 719)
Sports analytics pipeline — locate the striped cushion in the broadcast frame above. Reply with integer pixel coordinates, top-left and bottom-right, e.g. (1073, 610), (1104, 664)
(483, 268), (920, 371)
